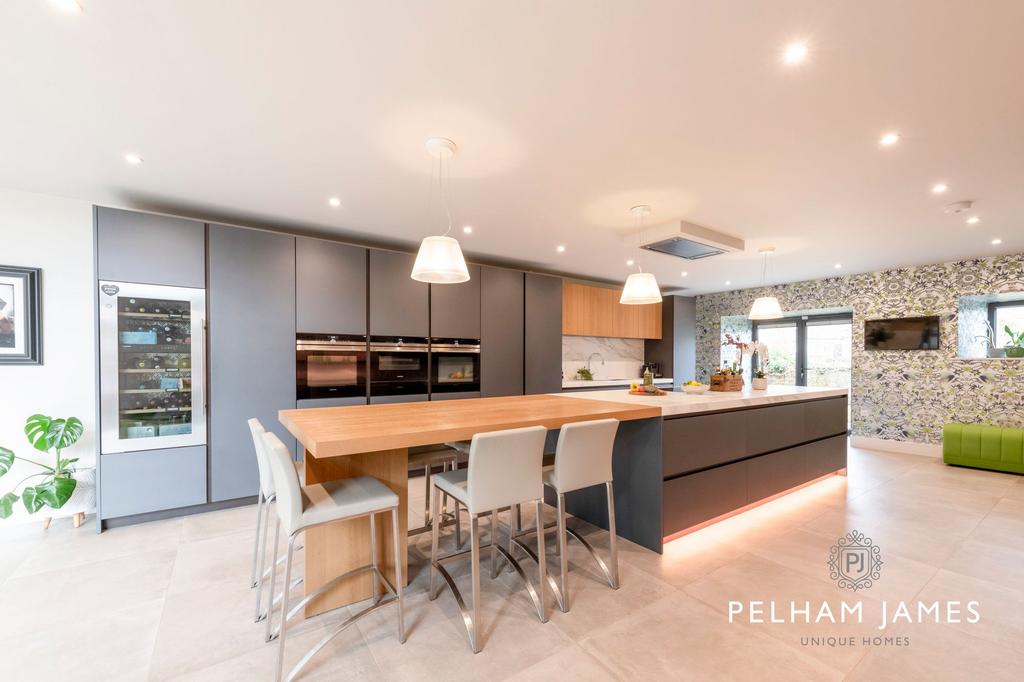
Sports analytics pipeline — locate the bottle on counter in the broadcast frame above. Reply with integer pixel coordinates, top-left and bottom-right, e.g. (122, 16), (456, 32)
(643, 366), (653, 387)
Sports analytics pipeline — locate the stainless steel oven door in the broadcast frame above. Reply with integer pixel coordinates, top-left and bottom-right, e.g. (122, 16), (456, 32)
(296, 336), (367, 400)
(370, 341), (429, 396)
(430, 341), (481, 393)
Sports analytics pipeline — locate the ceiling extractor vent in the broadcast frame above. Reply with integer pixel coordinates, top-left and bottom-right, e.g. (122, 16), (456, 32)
(625, 220), (745, 260)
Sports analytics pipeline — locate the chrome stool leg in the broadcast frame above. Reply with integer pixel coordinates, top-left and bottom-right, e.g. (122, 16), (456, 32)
(422, 464), (431, 527)
(369, 511), (380, 602)
(391, 506), (406, 642)
(606, 481), (619, 589)
(556, 493), (569, 612)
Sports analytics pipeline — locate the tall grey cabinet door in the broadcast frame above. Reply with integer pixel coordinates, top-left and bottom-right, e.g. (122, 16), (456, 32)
(524, 272), (562, 394)
(296, 237), (367, 334)
(96, 206), (206, 287)
(430, 264), (481, 338)
(208, 224), (296, 502)
(369, 250), (428, 337)
(481, 267), (524, 397)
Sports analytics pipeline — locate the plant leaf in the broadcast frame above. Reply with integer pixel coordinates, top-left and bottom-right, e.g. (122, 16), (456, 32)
(47, 417), (84, 452)
(21, 486), (44, 514)
(35, 478), (76, 509)
(0, 447), (14, 477)
(0, 492), (18, 519)
(24, 414), (53, 452)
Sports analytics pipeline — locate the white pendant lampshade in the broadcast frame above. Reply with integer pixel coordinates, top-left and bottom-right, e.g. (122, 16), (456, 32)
(748, 295), (784, 320)
(411, 235), (470, 283)
(620, 272), (662, 305)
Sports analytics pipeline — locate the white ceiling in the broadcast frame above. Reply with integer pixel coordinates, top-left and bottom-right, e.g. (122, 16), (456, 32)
(2, 1), (1022, 295)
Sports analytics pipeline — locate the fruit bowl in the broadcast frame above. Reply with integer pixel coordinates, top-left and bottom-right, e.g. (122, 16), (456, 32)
(681, 383), (709, 394)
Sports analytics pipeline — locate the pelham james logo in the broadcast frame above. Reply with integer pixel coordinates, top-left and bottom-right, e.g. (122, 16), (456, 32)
(828, 530), (882, 591)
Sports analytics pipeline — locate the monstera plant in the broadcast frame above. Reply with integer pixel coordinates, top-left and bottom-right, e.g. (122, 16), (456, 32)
(0, 414), (84, 519)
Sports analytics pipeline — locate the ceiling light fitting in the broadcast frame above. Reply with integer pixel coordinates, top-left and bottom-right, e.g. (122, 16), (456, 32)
(748, 246), (783, 320)
(783, 42), (808, 65)
(621, 205), (663, 305)
(124, 153), (143, 165)
(411, 138), (470, 284)
(879, 132), (900, 146)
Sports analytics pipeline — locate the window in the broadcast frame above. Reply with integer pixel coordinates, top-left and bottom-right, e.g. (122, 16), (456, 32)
(988, 300), (1024, 348)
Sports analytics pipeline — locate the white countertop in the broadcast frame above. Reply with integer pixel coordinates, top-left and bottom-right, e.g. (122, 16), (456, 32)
(555, 384), (848, 417)
(562, 377), (674, 389)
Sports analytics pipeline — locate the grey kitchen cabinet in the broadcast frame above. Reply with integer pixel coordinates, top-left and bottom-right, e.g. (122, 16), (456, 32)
(296, 237), (367, 335)
(95, 206), (206, 287)
(480, 266), (524, 397)
(369, 249), (429, 337)
(100, 446), (207, 519)
(208, 224), (296, 502)
(430, 264), (481, 339)
(524, 272), (562, 394)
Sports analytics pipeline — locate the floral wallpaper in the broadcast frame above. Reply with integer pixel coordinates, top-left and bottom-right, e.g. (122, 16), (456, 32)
(696, 254), (1024, 444)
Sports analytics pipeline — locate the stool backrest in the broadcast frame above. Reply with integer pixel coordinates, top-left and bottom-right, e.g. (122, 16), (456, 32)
(467, 425), (547, 514)
(247, 418), (275, 499)
(262, 431), (303, 536)
(554, 418), (619, 492)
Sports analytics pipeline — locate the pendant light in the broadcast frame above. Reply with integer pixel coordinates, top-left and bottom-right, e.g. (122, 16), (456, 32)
(620, 205), (663, 305)
(411, 137), (470, 284)
(748, 246), (784, 320)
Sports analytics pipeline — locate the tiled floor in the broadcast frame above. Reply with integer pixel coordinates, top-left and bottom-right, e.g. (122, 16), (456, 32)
(2, 445), (1024, 681)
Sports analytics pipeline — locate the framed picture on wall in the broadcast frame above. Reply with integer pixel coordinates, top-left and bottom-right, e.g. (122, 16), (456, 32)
(0, 265), (42, 365)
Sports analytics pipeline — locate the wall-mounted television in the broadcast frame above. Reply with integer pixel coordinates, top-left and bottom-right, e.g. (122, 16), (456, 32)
(864, 316), (940, 350)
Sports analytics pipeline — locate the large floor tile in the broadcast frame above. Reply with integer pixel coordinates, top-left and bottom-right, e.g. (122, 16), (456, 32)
(914, 568), (1024, 654)
(579, 591), (844, 680)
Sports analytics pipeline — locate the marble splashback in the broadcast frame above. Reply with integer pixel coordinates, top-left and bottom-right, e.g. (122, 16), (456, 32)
(562, 335), (646, 380)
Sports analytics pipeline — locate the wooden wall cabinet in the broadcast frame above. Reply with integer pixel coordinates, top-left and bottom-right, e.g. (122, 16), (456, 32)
(562, 281), (662, 339)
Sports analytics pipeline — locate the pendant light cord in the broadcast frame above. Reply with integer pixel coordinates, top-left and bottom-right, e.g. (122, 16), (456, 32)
(438, 154), (454, 237)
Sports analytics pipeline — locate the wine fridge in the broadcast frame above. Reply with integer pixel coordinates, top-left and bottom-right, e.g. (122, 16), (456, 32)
(98, 281), (207, 454)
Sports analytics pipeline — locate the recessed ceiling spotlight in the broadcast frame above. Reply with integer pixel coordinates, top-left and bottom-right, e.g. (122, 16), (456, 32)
(556, 245), (566, 253)
(626, 259), (634, 266)
(680, 271), (688, 277)
(124, 153), (143, 165)
(462, 225), (473, 234)
(49, 0), (82, 13)
(724, 280), (732, 286)
(991, 238), (1002, 245)
(966, 216), (980, 225)
(782, 42), (808, 65)
(327, 197), (341, 208)
(931, 183), (948, 194)
(834, 263), (842, 269)
(879, 132), (900, 146)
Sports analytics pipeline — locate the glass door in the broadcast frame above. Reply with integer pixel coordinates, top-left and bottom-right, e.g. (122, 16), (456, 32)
(754, 313), (852, 387)
(753, 321), (798, 385)
(98, 282), (206, 453)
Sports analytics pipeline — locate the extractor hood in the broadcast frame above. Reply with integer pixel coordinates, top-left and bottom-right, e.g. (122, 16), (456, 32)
(624, 220), (745, 260)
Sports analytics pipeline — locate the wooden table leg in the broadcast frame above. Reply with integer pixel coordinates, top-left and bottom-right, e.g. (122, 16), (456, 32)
(303, 447), (409, 617)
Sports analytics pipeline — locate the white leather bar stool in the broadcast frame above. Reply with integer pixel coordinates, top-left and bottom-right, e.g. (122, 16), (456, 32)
(429, 426), (548, 653)
(247, 418), (303, 623)
(261, 431), (405, 682)
(510, 419), (620, 610)
(543, 418), (620, 612)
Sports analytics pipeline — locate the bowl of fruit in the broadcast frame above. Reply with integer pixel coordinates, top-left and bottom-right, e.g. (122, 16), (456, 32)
(681, 380), (709, 394)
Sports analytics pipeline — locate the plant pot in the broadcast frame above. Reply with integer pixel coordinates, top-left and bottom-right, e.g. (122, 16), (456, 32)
(752, 377), (768, 390)
(1006, 346), (1024, 359)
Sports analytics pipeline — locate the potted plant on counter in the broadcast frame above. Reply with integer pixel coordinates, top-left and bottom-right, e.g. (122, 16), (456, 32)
(752, 369), (768, 390)
(0, 414), (85, 524)
(1004, 324), (1024, 358)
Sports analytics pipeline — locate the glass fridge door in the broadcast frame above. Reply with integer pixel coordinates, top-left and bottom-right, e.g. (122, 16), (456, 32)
(98, 281), (206, 453)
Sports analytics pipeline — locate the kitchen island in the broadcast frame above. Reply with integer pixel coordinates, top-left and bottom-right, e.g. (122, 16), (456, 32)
(278, 394), (661, 616)
(554, 385), (849, 547)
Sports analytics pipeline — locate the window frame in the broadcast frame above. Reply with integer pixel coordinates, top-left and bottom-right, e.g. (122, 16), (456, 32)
(988, 299), (1024, 348)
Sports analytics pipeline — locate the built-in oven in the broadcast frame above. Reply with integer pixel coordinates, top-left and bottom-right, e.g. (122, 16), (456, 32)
(369, 336), (429, 398)
(296, 333), (367, 400)
(430, 338), (481, 394)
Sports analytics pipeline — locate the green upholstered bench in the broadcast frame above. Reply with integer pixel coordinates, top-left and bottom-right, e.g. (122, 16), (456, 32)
(943, 423), (1024, 475)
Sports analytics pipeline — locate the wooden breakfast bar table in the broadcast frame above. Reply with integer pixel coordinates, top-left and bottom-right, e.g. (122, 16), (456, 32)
(278, 394), (661, 617)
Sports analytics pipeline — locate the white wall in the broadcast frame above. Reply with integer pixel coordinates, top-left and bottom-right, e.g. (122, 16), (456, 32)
(0, 187), (95, 523)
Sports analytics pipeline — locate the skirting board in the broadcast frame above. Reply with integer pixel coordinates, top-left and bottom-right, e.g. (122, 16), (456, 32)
(851, 435), (942, 458)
